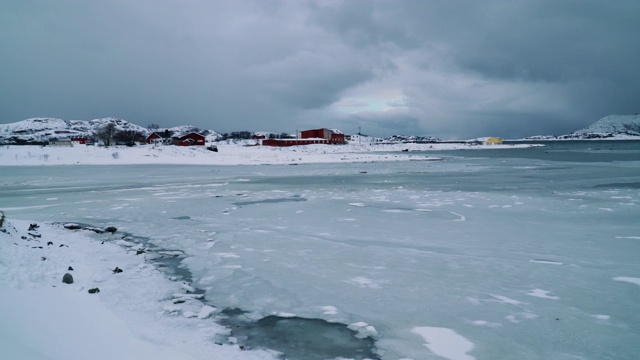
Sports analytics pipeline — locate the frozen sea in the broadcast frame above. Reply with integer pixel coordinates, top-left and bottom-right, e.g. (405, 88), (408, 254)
(2, 140), (639, 360)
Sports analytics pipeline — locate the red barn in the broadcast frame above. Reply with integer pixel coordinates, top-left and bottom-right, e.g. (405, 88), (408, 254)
(262, 138), (329, 147)
(173, 132), (206, 146)
(300, 128), (345, 144)
(261, 128), (345, 147)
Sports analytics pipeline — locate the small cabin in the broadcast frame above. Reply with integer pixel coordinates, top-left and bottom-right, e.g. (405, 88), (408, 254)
(485, 137), (503, 145)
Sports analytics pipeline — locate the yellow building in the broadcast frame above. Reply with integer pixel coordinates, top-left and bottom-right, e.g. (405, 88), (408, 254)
(485, 137), (503, 145)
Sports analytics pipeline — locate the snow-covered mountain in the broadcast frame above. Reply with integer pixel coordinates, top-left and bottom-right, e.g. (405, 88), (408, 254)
(0, 117), (149, 144)
(562, 115), (640, 139)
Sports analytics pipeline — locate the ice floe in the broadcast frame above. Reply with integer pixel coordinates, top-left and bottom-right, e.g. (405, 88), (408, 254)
(412, 326), (475, 360)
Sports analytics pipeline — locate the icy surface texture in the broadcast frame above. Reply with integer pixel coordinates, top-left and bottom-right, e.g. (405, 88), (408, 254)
(1, 141), (639, 359)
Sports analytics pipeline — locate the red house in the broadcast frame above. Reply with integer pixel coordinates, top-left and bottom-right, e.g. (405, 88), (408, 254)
(173, 132), (206, 146)
(71, 137), (88, 145)
(146, 132), (164, 144)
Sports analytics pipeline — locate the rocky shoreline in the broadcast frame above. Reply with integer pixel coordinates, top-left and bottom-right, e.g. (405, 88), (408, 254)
(0, 213), (280, 360)
(0, 213), (381, 360)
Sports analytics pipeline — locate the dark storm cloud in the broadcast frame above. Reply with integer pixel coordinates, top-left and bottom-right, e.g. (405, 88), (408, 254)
(312, 0), (640, 137)
(1, 0), (639, 138)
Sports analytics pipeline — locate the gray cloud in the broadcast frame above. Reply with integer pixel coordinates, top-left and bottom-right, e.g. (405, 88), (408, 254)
(1, 0), (639, 138)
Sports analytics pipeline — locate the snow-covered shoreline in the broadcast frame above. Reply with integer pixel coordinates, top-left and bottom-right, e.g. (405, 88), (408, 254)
(0, 142), (534, 360)
(0, 142), (536, 167)
(0, 216), (278, 360)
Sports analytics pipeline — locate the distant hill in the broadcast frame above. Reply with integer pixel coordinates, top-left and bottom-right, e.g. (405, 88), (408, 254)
(5, 114), (638, 146)
(0, 117), (148, 144)
(0, 118), (220, 145)
(525, 115), (640, 140)
(564, 115), (640, 139)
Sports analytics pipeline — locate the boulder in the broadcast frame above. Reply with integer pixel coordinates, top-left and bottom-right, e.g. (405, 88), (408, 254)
(62, 273), (74, 284)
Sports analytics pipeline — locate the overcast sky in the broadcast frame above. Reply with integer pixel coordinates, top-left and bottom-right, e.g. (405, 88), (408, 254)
(1, 1), (639, 139)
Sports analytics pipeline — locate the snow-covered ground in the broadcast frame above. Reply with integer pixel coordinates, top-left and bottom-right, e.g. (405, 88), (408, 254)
(0, 217), (278, 360)
(0, 142), (532, 166)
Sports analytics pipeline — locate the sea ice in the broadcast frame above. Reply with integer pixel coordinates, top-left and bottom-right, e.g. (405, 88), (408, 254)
(321, 306), (338, 315)
(526, 289), (559, 300)
(529, 259), (563, 265)
(470, 320), (501, 327)
(613, 277), (640, 286)
(488, 295), (524, 305)
(412, 327), (475, 360)
(348, 203), (366, 207)
(197, 305), (217, 319)
(345, 276), (385, 289)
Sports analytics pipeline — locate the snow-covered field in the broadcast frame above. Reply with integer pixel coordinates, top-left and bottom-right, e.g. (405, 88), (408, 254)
(2, 141), (639, 360)
(0, 142), (529, 166)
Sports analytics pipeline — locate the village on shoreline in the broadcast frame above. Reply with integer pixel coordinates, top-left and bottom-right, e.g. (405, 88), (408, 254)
(2, 114), (639, 167)
(0, 140), (538, 167)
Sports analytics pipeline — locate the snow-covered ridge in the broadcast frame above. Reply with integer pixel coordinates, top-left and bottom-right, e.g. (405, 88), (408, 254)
(525, 115), (640, 140)
(569, 115), (640, 138)
(0, 117), (149, 144)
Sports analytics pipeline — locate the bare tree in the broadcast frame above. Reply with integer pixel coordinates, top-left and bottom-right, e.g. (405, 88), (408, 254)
(94, 123), (117, 146)
(114, 130), (144, 146)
